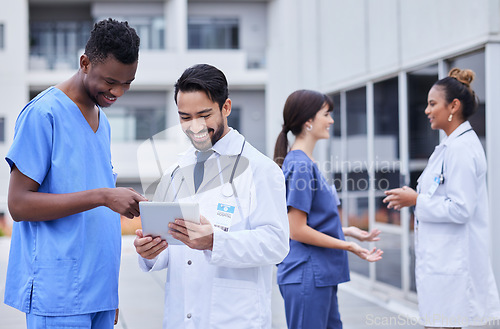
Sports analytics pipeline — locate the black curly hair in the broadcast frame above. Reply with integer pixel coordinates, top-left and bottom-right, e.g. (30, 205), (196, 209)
(84, 18), (140, 65)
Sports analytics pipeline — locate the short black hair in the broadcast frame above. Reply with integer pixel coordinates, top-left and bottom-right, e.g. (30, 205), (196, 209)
(84, 18), (140, 65)
(174, 64), (229, 110)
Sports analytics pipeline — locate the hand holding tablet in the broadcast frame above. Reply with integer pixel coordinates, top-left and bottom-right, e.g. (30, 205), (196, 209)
(139, 201), (200, 245)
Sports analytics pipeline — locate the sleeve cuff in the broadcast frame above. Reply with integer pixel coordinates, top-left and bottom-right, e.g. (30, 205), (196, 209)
(137, 255), (158, 272)
(207, 228), (224, 264)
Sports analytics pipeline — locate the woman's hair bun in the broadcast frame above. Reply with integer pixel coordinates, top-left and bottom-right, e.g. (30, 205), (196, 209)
(448, 67), (475, 87)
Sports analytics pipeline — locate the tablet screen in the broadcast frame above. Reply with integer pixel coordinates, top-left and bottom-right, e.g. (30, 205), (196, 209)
(139, 201), (200, 245)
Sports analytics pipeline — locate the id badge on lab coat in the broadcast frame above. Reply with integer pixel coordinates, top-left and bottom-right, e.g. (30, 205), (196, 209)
(427, 176), (441, 197)
(213, 202), (235, 232)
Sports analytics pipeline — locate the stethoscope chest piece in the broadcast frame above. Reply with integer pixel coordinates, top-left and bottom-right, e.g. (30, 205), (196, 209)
(221, 183), (233, 197)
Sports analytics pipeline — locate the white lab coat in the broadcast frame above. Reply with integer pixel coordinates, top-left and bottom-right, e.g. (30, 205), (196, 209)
(138, 129), (290, 329)
(414, 121), (500, 327)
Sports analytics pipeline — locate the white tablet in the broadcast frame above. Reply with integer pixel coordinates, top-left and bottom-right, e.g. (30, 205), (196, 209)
(139, 201), (200, 245)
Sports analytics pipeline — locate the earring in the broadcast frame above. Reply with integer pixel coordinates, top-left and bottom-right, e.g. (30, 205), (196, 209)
(306, 125), (313, 131)
(448, 114), (453, 122)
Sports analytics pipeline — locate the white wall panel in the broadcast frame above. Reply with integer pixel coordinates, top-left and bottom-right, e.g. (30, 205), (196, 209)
(400, 0), (490, 64)
(367, 0), (399, 73)
(319, 0), (367, 87)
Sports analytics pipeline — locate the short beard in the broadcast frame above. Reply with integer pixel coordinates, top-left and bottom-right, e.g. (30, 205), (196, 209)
(188, 120), (225, 151)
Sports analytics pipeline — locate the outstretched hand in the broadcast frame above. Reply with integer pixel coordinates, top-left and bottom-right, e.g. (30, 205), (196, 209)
(345, 226), (381, 242)
(350, 242), (383, 262)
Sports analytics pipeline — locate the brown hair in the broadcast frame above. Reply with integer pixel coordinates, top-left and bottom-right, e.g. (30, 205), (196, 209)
(273, 90), (333, 167)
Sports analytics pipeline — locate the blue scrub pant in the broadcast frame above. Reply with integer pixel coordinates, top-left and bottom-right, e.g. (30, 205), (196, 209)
(26, 310), (115, 329)
(279, 263), (342, 329)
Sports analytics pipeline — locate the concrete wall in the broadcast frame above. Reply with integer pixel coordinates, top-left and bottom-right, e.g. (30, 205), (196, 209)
(318, 0), (495, 89)
(0, 0), (29, 218)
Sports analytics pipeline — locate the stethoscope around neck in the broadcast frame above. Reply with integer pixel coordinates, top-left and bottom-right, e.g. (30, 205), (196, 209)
(168, 139), (246, 201)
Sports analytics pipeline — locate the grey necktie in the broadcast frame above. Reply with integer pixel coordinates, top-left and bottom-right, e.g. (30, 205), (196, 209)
(194, 150), (213, 192)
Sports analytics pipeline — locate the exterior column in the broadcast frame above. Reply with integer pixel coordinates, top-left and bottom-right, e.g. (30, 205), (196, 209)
(485, 42), (500, 290)
(166, 0), (187, 53)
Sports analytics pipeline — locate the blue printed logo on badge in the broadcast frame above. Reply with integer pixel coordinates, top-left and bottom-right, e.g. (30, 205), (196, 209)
(217, 203), (235, 214)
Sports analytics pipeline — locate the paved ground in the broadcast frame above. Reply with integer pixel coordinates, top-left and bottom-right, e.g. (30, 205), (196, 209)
(1, 236), (499, 329)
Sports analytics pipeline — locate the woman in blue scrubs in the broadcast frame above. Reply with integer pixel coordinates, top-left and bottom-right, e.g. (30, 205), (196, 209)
(273, 89), (383, 329)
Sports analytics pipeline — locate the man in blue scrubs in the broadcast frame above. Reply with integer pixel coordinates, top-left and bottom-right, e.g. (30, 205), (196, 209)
(4, 18), (146, 329)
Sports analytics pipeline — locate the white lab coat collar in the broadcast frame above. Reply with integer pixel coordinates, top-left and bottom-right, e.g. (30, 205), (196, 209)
(212, 128), (245, 156)
(441, 121), (472, 147)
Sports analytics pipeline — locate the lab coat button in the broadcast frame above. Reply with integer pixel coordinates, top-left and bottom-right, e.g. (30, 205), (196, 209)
(187, 313), (192, 319)
(187, 260), (192, 265)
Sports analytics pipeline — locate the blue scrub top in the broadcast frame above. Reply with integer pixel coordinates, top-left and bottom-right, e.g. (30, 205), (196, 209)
(277, 150), (350, 287)
(4, 87), (121, 316)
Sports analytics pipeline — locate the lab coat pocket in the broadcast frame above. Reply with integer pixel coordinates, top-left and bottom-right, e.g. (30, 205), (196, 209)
(33, 259), (79, 313)
(209, 277), (260, 329)
(419, 233), (466, 275)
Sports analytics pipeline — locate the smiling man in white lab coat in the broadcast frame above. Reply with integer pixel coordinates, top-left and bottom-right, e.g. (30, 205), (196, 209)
(134, 64), (290, 329)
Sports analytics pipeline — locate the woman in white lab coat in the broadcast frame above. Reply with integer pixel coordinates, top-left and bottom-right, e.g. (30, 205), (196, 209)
(383, 68), (500, 328)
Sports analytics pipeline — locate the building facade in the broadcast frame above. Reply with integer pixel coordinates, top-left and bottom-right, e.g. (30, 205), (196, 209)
(265, 0), (500, 305)
(1, 0), (499, 308)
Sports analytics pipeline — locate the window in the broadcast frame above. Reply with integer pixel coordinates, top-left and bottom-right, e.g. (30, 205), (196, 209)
(407, 66), (439, 161)
(104, 91), (166, 142)
(0, 23), (4, 49)
(0, 117), (4, 142)
(106, 107), (166, 142)
(30, 21), (92, 70)
(344, 87), (370, 277)
(227, 107), (241, 132)
(374, 77), (401, 226)
(98, 16), (165, 50)
(327, 93), (342, 190)
(188, 17), (239, 49)
(131, 17), (164, 50)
